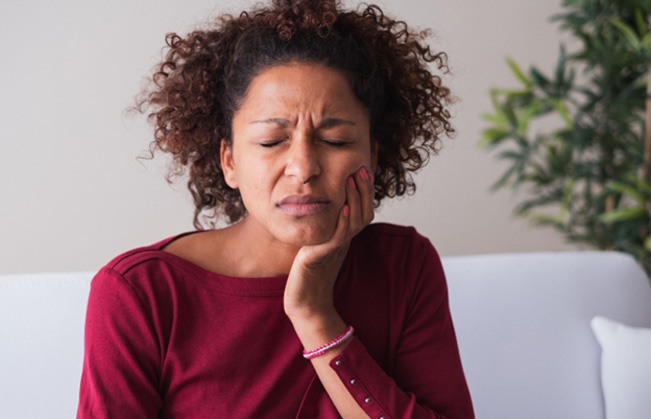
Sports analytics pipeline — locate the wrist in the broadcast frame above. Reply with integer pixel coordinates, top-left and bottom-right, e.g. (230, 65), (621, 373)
(288, 310), (347, 354)
(303, 325), (355, 359)
(284, 299), (336, 323)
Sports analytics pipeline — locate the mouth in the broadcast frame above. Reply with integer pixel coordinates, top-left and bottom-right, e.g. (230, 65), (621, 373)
(276, 195), (331, 216)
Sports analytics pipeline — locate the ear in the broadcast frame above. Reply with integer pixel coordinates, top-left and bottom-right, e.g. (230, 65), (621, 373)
(220, 140), (238, 189)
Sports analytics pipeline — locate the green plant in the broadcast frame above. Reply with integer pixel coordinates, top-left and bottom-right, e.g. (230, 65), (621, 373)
(481, 0), (651, 274)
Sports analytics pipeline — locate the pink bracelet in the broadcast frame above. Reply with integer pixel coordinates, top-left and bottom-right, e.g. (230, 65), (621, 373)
(302, 325), (355, 360)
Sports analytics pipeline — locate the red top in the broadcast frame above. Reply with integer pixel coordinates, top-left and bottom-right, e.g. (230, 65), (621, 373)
(77, 223), (474, 418)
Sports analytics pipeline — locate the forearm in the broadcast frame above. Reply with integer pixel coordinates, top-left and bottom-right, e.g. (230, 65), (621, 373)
(288, 306), (473, 419)
(290, 312), (369, 419)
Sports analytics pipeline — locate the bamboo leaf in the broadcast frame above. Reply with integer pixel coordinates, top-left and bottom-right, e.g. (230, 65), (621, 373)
(497, 150), (524, 160)
(640, 34), (651, 52)
(610, 18), (641, 49)
(515, 190), (564, 214)
(530, 68), (551, 91)
(600, 207), (647, 223)
(502, 103), (519, 129)
(634, 8), (648, 37)
(527, 213), (567, 229)
(606, 180), (647, 203)
(506, 58), (532, 87)
(491, 164), (521, 191)
(632, 177), (651, 197)
(480, 127), (512, 147)
(481, 112), (506, 126)
(551, 99), (573, 127)
(517, 101), (544, 134)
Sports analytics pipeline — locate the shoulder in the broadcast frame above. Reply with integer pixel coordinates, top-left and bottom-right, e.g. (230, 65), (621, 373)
(341, 224), (448, 323)
(99, 232), (200, 276)
(347, 223), (442, 280)
(89, 233), (199, 310)
(359, 222), (417, 237)
(356, 222), (429, 241)
(90, 233), (199, 295)
(353, 222), (435, 257)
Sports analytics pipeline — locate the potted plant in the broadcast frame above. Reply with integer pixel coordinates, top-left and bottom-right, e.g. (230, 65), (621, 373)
(482, 0), (651, 274)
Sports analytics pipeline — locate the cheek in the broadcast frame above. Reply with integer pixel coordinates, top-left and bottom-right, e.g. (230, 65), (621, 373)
(344, 150), (373, 176)
(328, 155), (368, 193)
(232, 150), (276, 184)
(244, 161), (287, 205)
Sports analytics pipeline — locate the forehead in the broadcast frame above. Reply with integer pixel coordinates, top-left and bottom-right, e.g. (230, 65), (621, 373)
(236, 63), (367, 119)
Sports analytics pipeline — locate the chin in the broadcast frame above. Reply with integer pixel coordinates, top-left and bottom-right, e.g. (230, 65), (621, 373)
(276, 222), (335, 247)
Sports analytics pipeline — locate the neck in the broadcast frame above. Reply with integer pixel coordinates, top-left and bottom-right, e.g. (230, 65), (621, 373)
(226, 216), (300, 277)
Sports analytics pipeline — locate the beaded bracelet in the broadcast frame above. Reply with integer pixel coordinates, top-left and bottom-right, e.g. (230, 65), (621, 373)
(302, 325), (355, 360)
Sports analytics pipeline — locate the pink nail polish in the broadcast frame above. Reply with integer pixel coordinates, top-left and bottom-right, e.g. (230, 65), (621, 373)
(347, 177), (357, 189)
(343, 205), (350, 217)
(360, 167), (369, 181)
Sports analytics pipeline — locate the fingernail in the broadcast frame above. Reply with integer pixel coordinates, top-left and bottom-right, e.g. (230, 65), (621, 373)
(343, 205), (350, 218)
(360, 167), (369, 181)
(347, 177), (357, 189)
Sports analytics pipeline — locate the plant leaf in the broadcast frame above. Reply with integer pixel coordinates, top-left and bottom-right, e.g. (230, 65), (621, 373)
(610, 18), (641, 49)
(551, 99), (573, 127)
(634, 8), (648, 37)
(506, 58), (532, 87)
(600, 207), (647, 223)
(606, 180), (649, 202)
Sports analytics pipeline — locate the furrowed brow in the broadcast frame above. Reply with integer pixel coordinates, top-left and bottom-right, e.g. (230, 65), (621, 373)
(318, 118), (357, 129)
(250, 117), (356, 129)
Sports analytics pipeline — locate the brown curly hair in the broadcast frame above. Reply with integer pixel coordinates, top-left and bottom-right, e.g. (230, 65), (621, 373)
(141, 0), (453, 229)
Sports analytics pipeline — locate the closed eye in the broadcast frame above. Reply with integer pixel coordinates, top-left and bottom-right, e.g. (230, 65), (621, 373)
(320, 138), (351, 148)
(259, 137), (288, 148)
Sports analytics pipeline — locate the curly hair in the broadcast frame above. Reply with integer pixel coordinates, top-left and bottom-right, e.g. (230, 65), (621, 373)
(141, 0), (453, 229)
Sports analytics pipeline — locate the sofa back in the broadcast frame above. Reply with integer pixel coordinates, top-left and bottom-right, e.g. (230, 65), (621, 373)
(0, 272), (92, 418)
(444, 251), (651, 419)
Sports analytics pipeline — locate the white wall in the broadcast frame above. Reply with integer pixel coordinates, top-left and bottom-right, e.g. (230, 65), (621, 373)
(0, 0), (576, 275)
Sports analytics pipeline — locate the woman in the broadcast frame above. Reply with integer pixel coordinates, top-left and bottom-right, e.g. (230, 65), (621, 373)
(77, 0), (474, 417)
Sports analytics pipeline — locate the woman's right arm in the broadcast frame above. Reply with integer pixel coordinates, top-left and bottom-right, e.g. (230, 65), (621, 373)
(77, 267), (162, 418)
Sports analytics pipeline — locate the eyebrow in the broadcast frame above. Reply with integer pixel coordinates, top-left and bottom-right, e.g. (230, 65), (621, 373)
(251, 118), (291, 128)
(251, 117), (357, 129)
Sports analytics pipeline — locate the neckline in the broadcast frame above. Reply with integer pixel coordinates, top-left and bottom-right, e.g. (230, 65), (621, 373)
(151, 231), (290, 296)
(158, 230), (291, 279)
(148, 224), (373, 293)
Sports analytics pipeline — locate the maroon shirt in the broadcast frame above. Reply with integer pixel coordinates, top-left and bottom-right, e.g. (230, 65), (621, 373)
(78, 223), (474, 418)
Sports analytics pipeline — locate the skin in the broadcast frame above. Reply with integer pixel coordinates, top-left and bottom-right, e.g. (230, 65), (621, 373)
(166, 62), (377, 417)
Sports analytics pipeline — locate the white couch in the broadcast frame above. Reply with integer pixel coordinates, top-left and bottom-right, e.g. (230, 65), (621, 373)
(1, 251), (650, 418)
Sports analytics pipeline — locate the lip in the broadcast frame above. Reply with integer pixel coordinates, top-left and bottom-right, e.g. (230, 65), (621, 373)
(276, 195), (331, 216)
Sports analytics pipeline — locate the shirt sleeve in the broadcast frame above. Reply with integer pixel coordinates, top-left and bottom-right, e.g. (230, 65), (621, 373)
(329, 238), (475, 419)
(77, 267), (163, 418)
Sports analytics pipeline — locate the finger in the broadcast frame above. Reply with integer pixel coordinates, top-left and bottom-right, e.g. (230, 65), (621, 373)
(327, 203), (350, 248)
(345, 175), (363, 235)
(354, 166), (375, 226)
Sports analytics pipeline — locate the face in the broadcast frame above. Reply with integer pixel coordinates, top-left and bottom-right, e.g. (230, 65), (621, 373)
(221, 62), (376, 248)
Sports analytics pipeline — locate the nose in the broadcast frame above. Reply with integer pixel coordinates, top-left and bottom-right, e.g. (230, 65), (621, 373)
(284, 135), (321, 184)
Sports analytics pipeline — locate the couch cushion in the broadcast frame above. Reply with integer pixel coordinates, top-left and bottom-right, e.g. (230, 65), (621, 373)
(591, 316), (651, 419)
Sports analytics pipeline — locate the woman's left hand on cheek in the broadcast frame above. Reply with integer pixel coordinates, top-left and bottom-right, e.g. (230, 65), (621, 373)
(283, 166), (374, 322)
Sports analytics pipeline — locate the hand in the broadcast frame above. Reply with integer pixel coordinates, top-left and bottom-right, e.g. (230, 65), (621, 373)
(283, 166), (375, 323)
